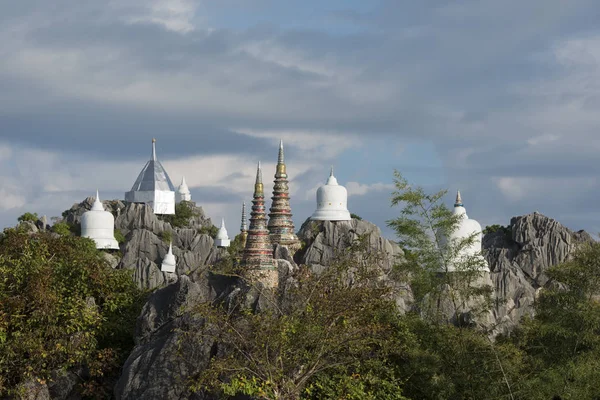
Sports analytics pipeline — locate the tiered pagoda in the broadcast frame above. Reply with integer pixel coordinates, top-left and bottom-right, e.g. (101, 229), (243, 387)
(267, 140), (301, 251)
(242, 162), (277, 287)
(240, 201), (248, 248)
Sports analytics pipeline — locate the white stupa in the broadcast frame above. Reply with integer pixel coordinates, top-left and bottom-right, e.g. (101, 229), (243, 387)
(311, 167), (351, 221)
(440, 191), (488, 272)
(125, 139), (176, 215)
(161, 243), (177, 273)
(215, 218), (231, 247)
(81, 191), (119, 250)
(176, 176), (192, 203)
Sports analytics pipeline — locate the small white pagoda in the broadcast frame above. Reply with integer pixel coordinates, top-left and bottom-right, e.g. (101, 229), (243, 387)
(176, 176), (192, 203)
(311, 167), (351, 221)
(161, 242), (177, 273)
(80, 191), (119, 250)
(125, 139), (176, 215)
(215, 218), (230, 248)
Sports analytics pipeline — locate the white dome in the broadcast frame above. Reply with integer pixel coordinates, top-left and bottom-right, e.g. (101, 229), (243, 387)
(215, 218), (230, 247)
(161, 243), (176, 273)
(311, 168), (351, 221)
(81, 191), (119, 250)
(439, 191), (488, 272)
(176, 176), (192, 203)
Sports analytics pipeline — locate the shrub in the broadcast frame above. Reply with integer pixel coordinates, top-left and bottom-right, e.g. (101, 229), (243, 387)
(0, 230), (145, 396)
(51, 222), (71, 236)
(350, 213), (362, 220)
(159, 201), (199, 228)
(198, 225), (218, 238)
(159, 230), (173, 244)
(114, 229), (126, 244)
(17, 212), (39, 223)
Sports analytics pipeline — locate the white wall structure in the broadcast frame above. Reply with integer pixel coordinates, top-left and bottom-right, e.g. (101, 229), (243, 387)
(176, 176), (192, 203)
(125, 139), (176, 215)
(311, 167), (351, 221)
(439, 191), (489, 272)
(81, 191), (119, 250)
(215, 218), (231, 247)
(161, 243), (177, 273)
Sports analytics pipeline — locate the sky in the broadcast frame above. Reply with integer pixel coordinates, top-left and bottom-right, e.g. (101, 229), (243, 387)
(2, 0), (600, 238)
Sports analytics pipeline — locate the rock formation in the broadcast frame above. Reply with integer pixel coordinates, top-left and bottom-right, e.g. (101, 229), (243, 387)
(62, 198), (221, 289)
(484, 212), (593, 334)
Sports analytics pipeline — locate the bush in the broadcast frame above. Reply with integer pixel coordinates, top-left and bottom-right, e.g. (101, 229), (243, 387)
(350, 213), (362, 220)
(159, 230), (173, 243)
(114, 229), (126, 244)
(51, 222), (72, 236)
(198, 225), (218, 238)
(159, 201), (198, 228)
(483, 224), (511, 237)
(17, 212), (39, 223)
(0, 230), (145, 396)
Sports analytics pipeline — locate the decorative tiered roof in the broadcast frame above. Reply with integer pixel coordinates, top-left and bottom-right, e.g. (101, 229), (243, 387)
(267, 140), (300, 251)
(242, 162), (274, 271)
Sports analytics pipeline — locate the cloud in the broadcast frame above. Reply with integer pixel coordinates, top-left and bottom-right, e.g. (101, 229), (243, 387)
(345, 182), (395, 197)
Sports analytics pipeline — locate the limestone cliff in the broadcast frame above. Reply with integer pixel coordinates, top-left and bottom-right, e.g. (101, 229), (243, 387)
(63, 198), (223, 289)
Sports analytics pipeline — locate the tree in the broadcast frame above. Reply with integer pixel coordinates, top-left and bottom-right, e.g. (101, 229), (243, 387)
(511, 242), (600, 399)
(0, 229), (145, 397)
(387, 171), (492, 324)
(188, 238), (411, 400)
(17, 212), (39, 223)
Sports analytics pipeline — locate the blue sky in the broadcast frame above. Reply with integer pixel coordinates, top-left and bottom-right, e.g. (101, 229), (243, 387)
(2, 0), (600, 238)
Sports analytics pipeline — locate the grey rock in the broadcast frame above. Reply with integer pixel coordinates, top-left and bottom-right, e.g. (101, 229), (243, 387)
(296, 218), (403, 271)
(19, 221), (39, 234)
(102, 252), (120, 269)
(18, 379), (50, 400)
(48, 369), (82, 400)
(484, 212), (593, 334)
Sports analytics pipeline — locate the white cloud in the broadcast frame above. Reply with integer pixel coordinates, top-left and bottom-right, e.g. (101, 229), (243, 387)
(346, 181), (395, 196)
(113, 0), (199, 33)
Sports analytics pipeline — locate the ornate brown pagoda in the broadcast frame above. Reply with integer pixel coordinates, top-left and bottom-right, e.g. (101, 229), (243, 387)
(242, 162), (277, 287)
(239, 201), (248, 248)
(267, 140), (301, 252)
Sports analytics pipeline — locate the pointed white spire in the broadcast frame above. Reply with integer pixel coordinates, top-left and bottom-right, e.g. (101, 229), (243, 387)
(152, 138), (157, 161)
(161, 242), (177, 273)
(278, 139), (284, 164)
(326, 165), (338, 185)
(92, 189), (105, 211)
(215, 218), (231, 247)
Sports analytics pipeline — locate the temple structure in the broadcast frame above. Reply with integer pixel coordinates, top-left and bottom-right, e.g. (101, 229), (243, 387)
(440, 191), (488, 272)
(125, 139), (176, 215)
(215, 218), (231, 247)
(80, 191), (119, 250)
(311, 167), (351, 221)
(242, 162), (277, 287)
(240, 202), (248, 248)
(267, 140), (300, 251)
(161, 243), (176, 273)
(176, 176), (192, 203)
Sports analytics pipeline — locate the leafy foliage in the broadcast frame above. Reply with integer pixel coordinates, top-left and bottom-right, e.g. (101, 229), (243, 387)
(483, 224), (511, 237)
(17, 212), (39, 223)
(350, 213), (362, 220)
(52, 222), (72, 236)
(198, 224), (219, 238)
(114, 228), (126, 244)
(0, 229), (145, 396)
(159, 201), (199, 228)
(189, 238), (410, 400)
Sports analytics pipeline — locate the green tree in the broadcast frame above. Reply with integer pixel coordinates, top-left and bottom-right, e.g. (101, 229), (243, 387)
(0, 229), (145, 396)
(189, 238), (411, 400)
(159, 201), (199, 228)
(17, 212), (39, 223)
(52, 221), (72, 236)
(512, 242), (600, 399)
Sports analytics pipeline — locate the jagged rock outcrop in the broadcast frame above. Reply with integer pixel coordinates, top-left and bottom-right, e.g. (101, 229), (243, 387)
(484, 212), (593, 333)
(296, 218), (402, 270)
(62, 199), (221, 289)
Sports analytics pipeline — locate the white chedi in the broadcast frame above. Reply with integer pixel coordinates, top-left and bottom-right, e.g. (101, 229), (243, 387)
(440, 191), (488, 272)
(81, 191), (119, 250)
(161, 243), (177, 273)
(215, 218), (230, 247)
(176, 176), (192, 203)
(311, 167), (351, 221)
